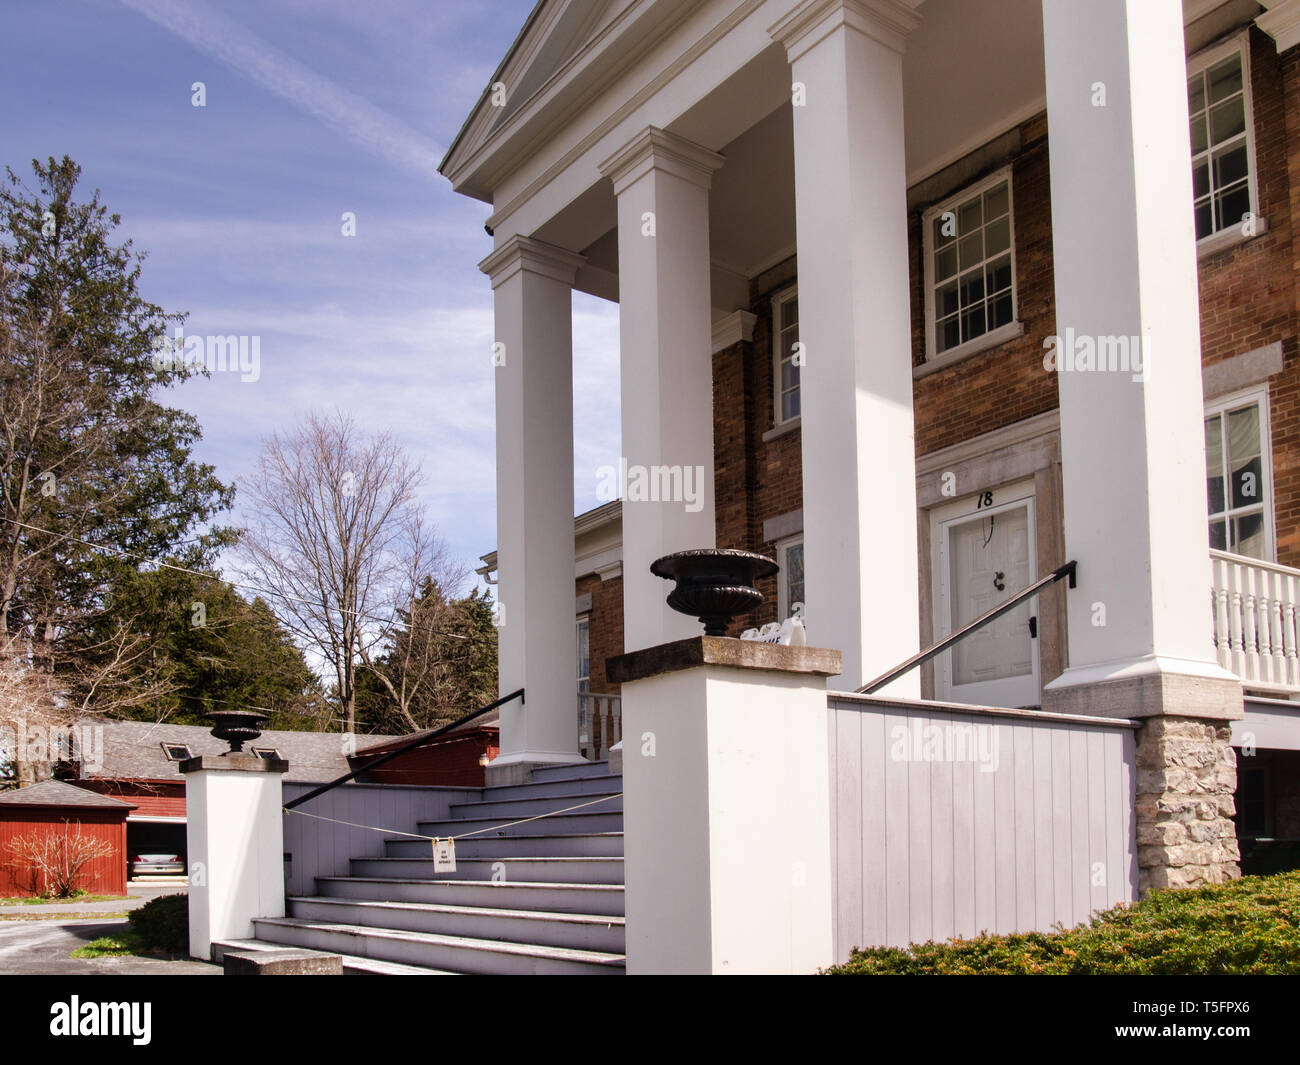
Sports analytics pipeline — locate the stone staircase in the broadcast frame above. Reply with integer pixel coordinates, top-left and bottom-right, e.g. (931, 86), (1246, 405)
(213, 761), (625, 975)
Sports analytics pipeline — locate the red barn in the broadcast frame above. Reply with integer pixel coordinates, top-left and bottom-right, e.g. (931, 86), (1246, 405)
(0, 780), (134, 897)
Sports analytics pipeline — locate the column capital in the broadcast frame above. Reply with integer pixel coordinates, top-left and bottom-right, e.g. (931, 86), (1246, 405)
(768, 0), (922, 62)
(478, 234), (586, 290)
(597, 126), (724, 198)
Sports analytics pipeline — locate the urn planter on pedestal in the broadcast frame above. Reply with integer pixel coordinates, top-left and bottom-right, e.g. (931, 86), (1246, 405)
(204, 710), (268, 754)
(650, 548), (778, 636)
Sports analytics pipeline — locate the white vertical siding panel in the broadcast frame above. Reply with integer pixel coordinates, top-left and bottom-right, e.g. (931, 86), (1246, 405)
(827, 698), (1136, 952)
(992, 722), (1018, 934)
(929, 712), (956, 944)
(859, 709), (888, 949)
(1086, 727), (1110, 919)
(1050, 728), (1073, 924)
(1069, 727), (1091, 927)
(1014, 723), (1038, 930)
(835, 706), (862, 955)
(907, 714), (933, 945)
(883, 712), (911, 947)
(950, 732), (976, 939)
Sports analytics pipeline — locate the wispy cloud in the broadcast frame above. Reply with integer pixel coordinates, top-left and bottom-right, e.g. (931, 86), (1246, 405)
(119, 0), (447, 177)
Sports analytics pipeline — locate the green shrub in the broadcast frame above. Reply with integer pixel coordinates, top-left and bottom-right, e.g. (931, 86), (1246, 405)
(127, 893), (188, 954)
(826, 870), (1300, 975)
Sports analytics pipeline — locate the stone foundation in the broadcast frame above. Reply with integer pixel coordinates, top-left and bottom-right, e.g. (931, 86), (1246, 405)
(1134, 717), (1240, 892)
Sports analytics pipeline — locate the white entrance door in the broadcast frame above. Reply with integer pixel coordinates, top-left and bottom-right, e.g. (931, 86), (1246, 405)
(933, 483), (1039, 707)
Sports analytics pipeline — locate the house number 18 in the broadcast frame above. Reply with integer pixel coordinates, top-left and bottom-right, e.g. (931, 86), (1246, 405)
(975, 491), (994, 509)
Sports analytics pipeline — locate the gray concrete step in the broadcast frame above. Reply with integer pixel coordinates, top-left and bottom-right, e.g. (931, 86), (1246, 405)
(354, 854), (625, 882)
(212, 936), (456, 975)
(529, 761), (612, 782)
(418, 810), (623, 837)
(289, 895), (625, 952)
(385, 831), (623, 859)
(482, 774), (623, 802)
(450, 790), (622, 820)
(252, 916), (625, 975)
(316, 876), (624, 916)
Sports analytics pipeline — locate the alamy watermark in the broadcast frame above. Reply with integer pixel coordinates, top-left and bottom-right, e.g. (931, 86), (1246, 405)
(890, 720), (1000, 773)
(1042, 327), (1149, 383)
(151, 329), (261, 383)
(596, 458), (706, 513)
(0, 722), (103, 773)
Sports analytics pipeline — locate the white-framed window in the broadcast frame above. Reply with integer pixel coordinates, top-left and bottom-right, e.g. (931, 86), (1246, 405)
(576, 616), (590, 693)
(1205, 386), (1273, 561)
(1188, 36), (1256, 242)
(923, 168), (1018, 363)
(776, 535), (804, 621)
(772, 286), (800, 425)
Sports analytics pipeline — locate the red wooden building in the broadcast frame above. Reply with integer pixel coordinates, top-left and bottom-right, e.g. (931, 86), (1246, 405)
(0, 780), (134, 897)
(351, 726), (500, 787)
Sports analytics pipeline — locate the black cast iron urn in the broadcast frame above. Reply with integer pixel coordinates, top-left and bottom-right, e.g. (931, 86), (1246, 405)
(204, 709), (268, 754)
(650, 548), (779, 636)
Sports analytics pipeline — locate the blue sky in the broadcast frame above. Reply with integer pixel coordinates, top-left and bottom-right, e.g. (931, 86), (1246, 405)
(0, 0), (621, 589)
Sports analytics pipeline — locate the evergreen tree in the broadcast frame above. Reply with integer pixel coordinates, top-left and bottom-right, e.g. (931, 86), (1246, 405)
(0, 156), (236, 761)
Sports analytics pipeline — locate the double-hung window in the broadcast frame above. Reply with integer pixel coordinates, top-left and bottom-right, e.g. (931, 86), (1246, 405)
(1188, 40), (1255, 242)
(576, 616), (590, 694)
(1205, 388), (1272, 560)
(923, 169), (1017, 362)
(777, 535), (805, 621)
(772, 287), (800, 425)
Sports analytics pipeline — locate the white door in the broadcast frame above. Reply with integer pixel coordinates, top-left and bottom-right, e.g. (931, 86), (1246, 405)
(934, 484), (1039, 707)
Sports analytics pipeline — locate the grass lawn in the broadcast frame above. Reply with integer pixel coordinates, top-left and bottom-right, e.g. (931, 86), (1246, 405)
(71, 931), (147, 959)
(0, 894), (127, 906)
(826, 870), (1300, 975)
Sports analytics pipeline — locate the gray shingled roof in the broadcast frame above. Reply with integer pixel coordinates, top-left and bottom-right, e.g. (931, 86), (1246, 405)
(0, 779), (136, 809)
(73, 719), (402, 784)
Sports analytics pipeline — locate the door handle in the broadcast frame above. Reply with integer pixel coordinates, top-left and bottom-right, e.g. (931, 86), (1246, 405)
(1028, 615), (1038, 639)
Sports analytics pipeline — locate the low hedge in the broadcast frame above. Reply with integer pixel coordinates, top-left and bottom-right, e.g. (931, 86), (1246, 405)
(127, 893), (188, 955)
(826, 870), (1300, 974)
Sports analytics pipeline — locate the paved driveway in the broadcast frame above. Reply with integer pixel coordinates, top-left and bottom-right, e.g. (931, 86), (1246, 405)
(0, 918), (218, 975)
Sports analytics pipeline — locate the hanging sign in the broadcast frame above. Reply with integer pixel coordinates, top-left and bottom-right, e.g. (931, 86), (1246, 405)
(432, 837), (457, 873)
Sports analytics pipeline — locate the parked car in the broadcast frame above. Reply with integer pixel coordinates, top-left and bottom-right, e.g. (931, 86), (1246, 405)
(130, 853), (184, 876)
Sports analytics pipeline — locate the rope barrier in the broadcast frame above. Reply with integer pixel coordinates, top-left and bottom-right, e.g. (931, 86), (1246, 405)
(283, 791), (622, 842)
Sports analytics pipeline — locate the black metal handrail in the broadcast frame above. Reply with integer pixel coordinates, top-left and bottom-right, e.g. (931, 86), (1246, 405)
(283, 688), (525, 811)
(857, 561), (1077, 695)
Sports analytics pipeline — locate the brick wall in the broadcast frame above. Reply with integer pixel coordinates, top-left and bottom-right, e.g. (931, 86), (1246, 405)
(910, 112), (1060, 456)
(719, 26), (1300, 582)
(578, 571), (623, 695)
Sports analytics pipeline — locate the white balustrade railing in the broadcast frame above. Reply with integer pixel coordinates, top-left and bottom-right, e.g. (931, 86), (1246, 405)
(578, 691), (622, 762)
(1210, 549), (1300, 695)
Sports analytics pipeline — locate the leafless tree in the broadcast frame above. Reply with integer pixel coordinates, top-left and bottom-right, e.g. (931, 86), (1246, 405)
(238, 411), (457, 733)
(2, 819), (115, 898)
(357, 510), (470, 731)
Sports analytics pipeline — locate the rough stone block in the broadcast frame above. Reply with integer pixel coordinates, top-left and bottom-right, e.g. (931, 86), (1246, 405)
(223, 949), (343, 975)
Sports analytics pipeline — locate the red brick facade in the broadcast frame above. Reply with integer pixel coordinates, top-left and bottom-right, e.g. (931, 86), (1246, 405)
(701, 24), (1300, 618)
(578, 570), (624, 695)
(579, 24), (1300, 704)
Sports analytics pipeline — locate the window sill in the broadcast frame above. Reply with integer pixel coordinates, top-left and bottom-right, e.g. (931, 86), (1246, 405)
(1197, 216), (1268, 261)
(914, 320), (1025, 379)
(763, 416), (801, 443)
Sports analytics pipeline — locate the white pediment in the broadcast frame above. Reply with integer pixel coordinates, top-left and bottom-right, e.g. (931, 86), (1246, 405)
(444, 0), (628, 183)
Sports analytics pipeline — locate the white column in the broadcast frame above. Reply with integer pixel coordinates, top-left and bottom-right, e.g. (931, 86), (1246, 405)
(480, 236), (586, 769)
(183, 756), (285, 960)
(1040, 0), (1239, 703)
(598, 128), (721, 653)
(770, 0), (923, 693)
